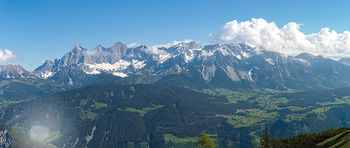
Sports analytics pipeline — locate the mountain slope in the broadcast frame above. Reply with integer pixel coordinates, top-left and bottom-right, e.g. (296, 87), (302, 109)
(4, 76), (350, 147)
(0, 64), (65, 107)
(0, 76), (253, 147)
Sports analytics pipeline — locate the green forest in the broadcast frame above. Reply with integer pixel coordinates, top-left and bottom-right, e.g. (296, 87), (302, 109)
(2, 76), (350, 147)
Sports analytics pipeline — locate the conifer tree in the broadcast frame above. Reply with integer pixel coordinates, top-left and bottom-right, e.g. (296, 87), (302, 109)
(272, 133), (282, 148)
(198, 131), (216, 148)
(227, 139), (233, 148)
(250, 139), (256, 148)
(260, 126), (271, 148)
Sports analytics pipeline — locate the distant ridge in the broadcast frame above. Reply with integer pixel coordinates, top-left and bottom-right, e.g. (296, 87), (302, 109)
(3, 41), (350, 102)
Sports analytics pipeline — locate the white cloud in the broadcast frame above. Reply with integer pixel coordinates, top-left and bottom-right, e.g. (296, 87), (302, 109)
(127, 43), (138, 47)
(143, 39), (194, 55)
(153, 39), (193, 48)
(144, 46), (168, 55)
(211, 18), (350, 58)
(0, 49), (17, 63)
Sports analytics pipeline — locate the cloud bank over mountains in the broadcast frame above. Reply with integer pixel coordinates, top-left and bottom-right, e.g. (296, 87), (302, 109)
(0, 49), (17, 63)
(211, 18), (350, 58)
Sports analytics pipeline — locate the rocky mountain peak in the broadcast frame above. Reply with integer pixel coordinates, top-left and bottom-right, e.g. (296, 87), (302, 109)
(0, 64), (32, 79)
(43, 59), (53, 65)
(70, 44), (85, 54)
(96, 44), (103, 50)
(110, 42), (127, 51)
(0, 64), (25, 72)
(112, 42), (126, 48)
(74, 44), (82, 49)
(34, 60), (54, 79)
(34, 60), (53, 70)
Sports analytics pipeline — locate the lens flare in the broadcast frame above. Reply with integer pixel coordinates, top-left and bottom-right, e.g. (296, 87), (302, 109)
(30, 125), (49, 140)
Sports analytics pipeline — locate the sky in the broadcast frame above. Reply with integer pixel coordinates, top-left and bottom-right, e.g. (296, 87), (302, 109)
(1, 0), (350, 70)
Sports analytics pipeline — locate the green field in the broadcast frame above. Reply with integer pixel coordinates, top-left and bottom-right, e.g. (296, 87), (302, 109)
(118, 104), (164, 116)
(164, 134), (198, 143)
(201, 87), (350, 125)
(317, 130), (350, 148)
(224, 109), (278, 128)
(90, 101), (108, 109)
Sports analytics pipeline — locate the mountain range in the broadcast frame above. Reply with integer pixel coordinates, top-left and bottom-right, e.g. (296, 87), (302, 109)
(2, 41), (350, 103)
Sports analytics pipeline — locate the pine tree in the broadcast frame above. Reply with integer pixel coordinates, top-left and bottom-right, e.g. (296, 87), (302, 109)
(250, 139), (256, 148)
(198, 131), (216, 148)
(272, 133), (282, 148)
(260, 125), (271, 148)
(227, 139), (233, 148)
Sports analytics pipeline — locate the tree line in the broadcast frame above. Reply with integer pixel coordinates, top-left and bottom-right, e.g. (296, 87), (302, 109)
(197, 126), (349, 148)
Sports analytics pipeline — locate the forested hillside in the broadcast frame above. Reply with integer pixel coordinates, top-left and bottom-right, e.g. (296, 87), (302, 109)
(1, 75), (350, 147)
(0, 76), (260, 147)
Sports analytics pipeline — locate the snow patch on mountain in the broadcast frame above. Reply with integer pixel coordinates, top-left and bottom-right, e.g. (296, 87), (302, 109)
(68, 76), (73, 85)
(84, 69), (101, 75)
(184, 52), (195, 63)
(113, 72), (128, 78)
(201, 50), (214, 57)
(40, 71), (55, 79)
(132, 59), (146, 70)
(86, 60), (131, 72)
(235, 54), (242, 60)
(241, 51), (251, 58)
(157, 54), (172, 64)
(218, 47), (231, 56)
(189, 48), (202, 51)
(265, 58), (275, 65)
(248, 69), (254, 81)
(86, 126), (96, 145)
(294, 58), (310, 66)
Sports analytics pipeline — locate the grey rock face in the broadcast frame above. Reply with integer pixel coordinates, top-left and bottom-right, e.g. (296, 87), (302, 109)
(0, 64), (33, 79)
(34, 59), (54, 79)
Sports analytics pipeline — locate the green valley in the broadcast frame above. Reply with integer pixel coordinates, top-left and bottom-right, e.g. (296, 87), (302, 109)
(3, 76), (350, 147)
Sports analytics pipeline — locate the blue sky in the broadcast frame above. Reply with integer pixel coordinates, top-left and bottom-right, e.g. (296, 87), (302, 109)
(1, 0), (350, 70)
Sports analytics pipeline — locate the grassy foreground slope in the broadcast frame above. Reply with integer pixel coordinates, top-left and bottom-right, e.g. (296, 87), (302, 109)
(316, 130), (350, 148)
